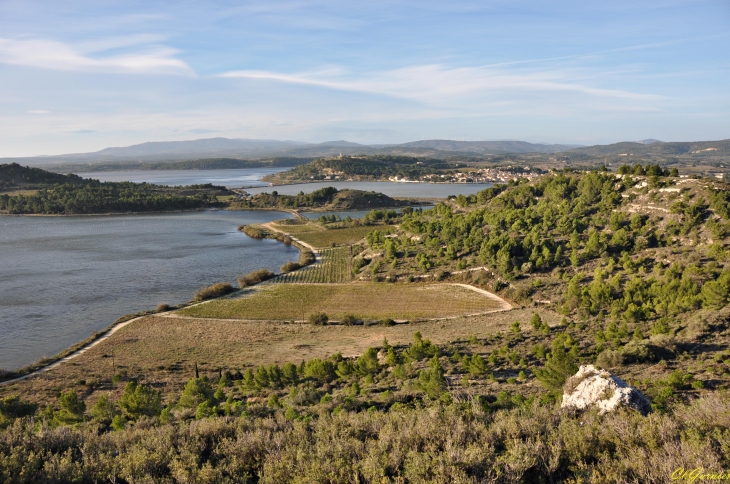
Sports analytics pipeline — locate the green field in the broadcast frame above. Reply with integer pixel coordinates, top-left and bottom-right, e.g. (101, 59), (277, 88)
(293, 225), (394, 247)
(177, 282), (504, 321)
(269, 220), (323, 234)
(275, 246), (352, 283)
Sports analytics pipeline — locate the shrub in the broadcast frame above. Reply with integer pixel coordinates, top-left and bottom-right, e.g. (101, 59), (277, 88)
(530, 313), (543, 331)
(119, 381), (162, 419)
(239, 225), (265, 238)
(379, 318), (396, 326)
(0, 396), (36, 429)
(193, 282), (234, 301)
(341, 314), (359, 326)
(299, 250), (316, 266)
(620, 340), (655, 364)
(275, 234), (293, 245)
(238, 269), (275, 287)
(281, 261), (302, 273)
(666, 369), (693, 390)
(596, 349), (624, 369)
(308, 313), (329, 325)
(535, 340), (578, 392)
(55, 390), (86, 425)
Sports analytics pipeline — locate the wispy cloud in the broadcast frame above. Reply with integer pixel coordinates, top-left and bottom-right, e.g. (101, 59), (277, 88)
(0, 37), (193, 75)
(27, 109), (50, 114)
(221, 64), (661, 106)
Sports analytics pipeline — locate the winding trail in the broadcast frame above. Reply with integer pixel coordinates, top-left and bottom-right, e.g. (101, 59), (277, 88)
(260, 222), (322, 263)
(1, 222), (513, 386)
(0, 315), (146, 386)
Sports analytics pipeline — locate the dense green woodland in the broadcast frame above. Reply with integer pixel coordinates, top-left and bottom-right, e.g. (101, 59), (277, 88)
(365, 169), (730, 325)
(0, 162), (81, 187)
(237, 186), (408, 211)
(0, 182), (217, 214)
(0, 164), (226, 214)
(268, 155), (456, 181)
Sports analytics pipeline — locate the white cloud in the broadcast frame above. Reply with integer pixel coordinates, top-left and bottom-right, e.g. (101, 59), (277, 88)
(27, 110), (50, 114)
(221, 63), (662, 107)
(0, 37), (193, 75)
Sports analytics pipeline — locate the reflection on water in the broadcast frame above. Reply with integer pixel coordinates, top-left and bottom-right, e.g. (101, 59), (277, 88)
(0, 210), (298, 370)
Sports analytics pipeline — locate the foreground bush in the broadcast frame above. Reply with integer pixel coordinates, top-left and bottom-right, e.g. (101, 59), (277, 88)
(238, 269), (275, 287)
(193, 282), (234, 301)
(0, 394), (728, 483)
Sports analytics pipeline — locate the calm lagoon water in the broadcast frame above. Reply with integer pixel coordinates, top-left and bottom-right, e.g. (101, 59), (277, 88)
(245, 181), (494, 198)
(80, 168), (288, 188)
(75, 169), (493, 198)
(0, 210), (298, 370)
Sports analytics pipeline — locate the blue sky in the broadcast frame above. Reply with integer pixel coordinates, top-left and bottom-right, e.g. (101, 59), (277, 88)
(0, 0), (728, 156)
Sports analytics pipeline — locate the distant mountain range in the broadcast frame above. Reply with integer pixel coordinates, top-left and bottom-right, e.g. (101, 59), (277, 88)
(2, 137), (728, 167)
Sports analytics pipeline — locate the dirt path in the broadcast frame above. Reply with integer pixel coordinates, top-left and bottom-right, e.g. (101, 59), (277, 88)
(451, 283), (513, 312)
(260, 222), (321, 259)
(0, 315), (146, 386)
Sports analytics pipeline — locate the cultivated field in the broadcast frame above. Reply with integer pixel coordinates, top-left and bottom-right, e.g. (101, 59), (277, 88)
(268, 220), (322, 234)
(177, 282), (508, 321)
(275, 246), (352, 283)
(270, 221), (394, 248)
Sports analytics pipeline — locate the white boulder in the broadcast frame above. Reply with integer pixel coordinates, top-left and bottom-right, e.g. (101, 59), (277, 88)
(561, 364), (651, 416)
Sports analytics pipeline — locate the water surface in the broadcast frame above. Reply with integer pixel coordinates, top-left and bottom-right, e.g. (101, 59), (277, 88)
(75, 170), (493, 198)
(245, 181), (493, 198)
(79, 168), (288, 188)
(0, 210), (298, 370)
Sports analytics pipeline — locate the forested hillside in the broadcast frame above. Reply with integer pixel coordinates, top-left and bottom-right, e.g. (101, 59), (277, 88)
(236, 186), (410, 211)
(0, 163), (230, 214)
(0, 162), (81, 187)
(265, 155), (456, 182)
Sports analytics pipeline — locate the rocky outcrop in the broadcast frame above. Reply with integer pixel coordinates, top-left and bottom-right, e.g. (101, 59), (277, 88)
(561, 365), (652, 416)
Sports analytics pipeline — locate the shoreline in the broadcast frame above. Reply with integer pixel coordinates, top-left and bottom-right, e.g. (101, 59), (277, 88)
(0, 225), (311, 383)
(260, 178), (497, 187)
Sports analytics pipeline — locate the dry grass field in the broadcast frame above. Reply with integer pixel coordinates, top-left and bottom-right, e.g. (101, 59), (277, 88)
(0, 306), (554, 405)
(269, 221), (394, 247)
(268, 220), (323, 234)
(177, 282), (507, 321)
